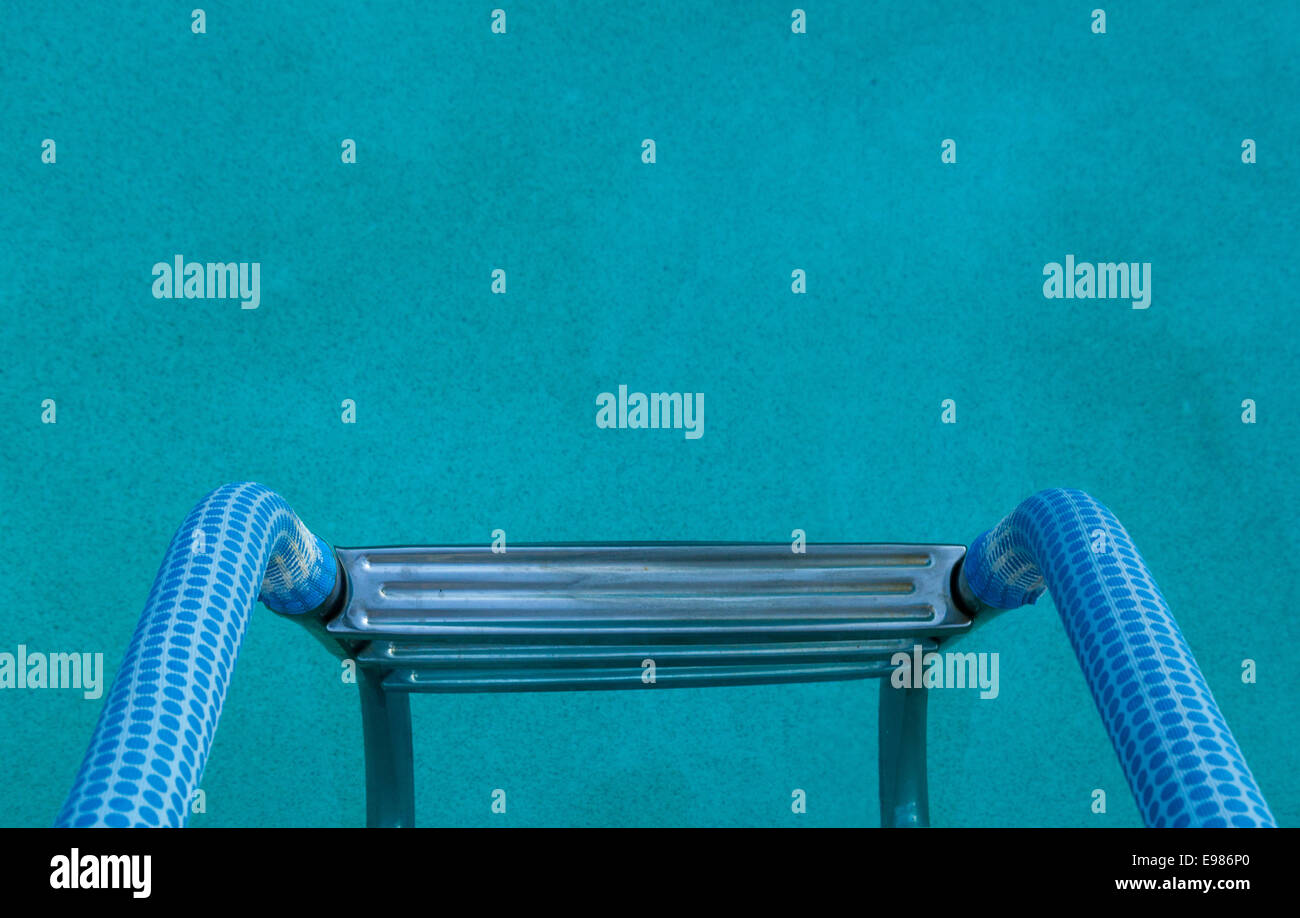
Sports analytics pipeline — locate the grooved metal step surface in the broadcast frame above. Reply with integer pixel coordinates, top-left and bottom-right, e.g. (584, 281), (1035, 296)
(328, 543), (970, 692)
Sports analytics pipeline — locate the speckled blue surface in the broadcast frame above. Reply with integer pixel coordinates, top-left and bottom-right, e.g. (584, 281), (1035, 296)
(1, 1), (1296, 827)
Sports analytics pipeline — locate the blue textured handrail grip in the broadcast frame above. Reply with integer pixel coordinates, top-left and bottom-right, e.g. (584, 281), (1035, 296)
(56, 482), (336, 828)
(965, 488), (1275, 828)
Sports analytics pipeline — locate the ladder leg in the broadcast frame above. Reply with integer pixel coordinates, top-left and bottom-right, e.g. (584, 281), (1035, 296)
(878, 681), (930, 827)
(359, 667), (415, 827)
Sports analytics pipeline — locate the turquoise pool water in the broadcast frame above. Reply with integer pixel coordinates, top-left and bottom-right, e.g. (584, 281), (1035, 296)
(2, 1), (1296, 827)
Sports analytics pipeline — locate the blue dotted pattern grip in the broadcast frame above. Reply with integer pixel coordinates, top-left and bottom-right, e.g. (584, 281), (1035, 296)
(55, 483), (336, 828)
(965, 488), (1274, 827)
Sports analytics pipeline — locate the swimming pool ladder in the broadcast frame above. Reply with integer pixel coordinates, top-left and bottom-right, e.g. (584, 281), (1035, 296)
(56, 483), (1275, 828)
